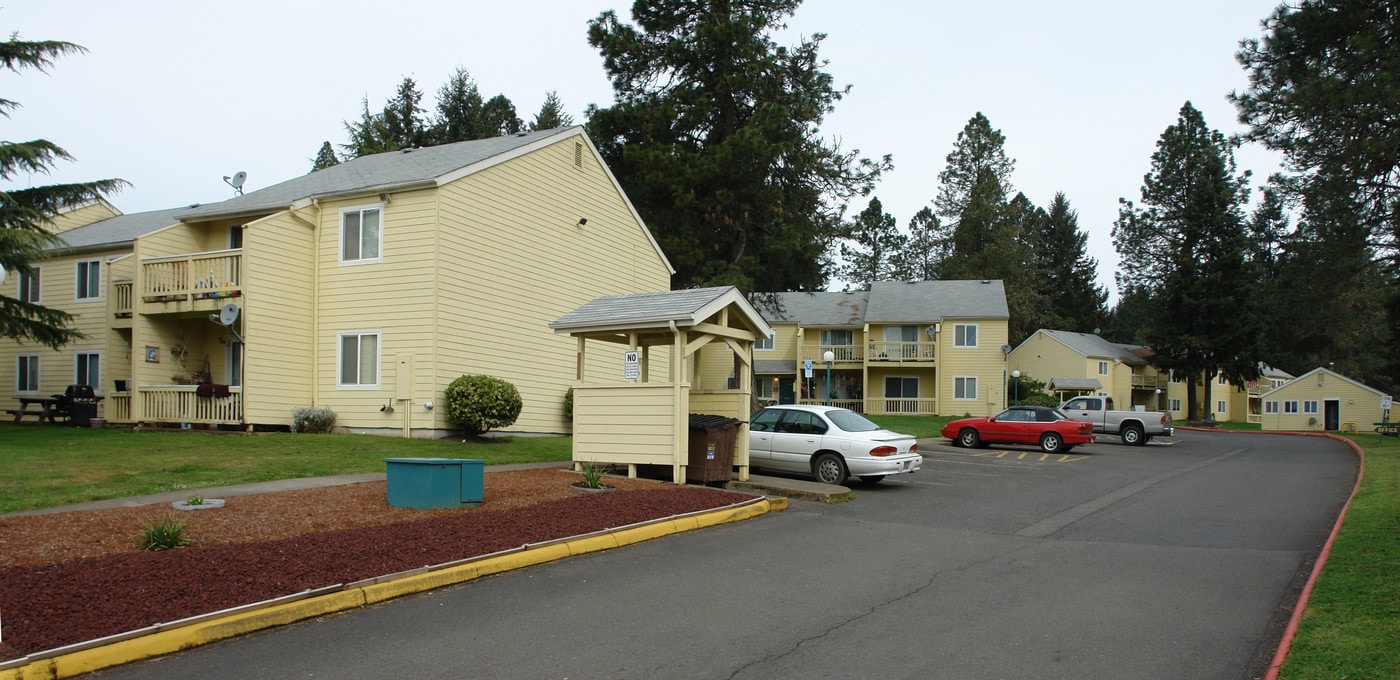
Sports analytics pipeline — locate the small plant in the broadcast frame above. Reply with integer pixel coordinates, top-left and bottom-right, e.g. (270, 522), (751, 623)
(136, 513), (196, 551)
(563, 387), (574, 423)
(291, 405), (337, 434)
(186, 494), (205, 506)
(578, 460), (608, 489)
(444, 374), (523, 436)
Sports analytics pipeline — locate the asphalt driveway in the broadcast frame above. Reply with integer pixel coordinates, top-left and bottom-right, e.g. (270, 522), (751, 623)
(91, 430), (1357, 679)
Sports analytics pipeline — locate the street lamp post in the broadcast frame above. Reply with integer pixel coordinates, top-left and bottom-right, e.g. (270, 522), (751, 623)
(1012, 370), (1021, 406)
(823, 350), (835, 406)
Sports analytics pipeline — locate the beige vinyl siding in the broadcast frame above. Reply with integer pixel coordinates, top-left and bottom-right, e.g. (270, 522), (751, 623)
(573, 384), (681, 465)
(46, 202), (120, 234)
(1008, 332), (1084, 386)
(242, 211), (316, 425)
(766, 324), (799, 361)
(433, 137), (670, 433)
(1260, 371), (1388, 432)
(939, 317), (1008, 416)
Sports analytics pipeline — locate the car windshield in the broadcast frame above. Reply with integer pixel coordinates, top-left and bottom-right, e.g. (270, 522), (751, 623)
(826, 409), (880, 432)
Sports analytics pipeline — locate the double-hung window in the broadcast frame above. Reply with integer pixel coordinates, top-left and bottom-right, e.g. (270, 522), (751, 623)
(953, 376), (977, 400)
(1265, 401), (1279, 414)
(19, 267), (39, 303)
(76, 260), (100, 300)
(1284, 401), (1299, 414)
(338, 331), (380, 388)
(1303, 400), (1319, 414)
(340, 206), (382, 264)
(1097, 361), (1109, 375)
(1170, 398), (1182, 411)
(1217, 400), (1227, 415)
(75, 352), (99, 389)
(17, 355), (39, 393)
(954, 324), (977, 347)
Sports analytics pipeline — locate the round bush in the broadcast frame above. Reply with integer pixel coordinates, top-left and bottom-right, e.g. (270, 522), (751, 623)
(444, 374), (523, 435)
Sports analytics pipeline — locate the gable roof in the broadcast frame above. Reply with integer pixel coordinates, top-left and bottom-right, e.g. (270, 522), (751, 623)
(45, 206), (188, 254)
(1027, 329), (1151, 366)
(756, 280), (1009, 327)
(178, 127), (580, 221)
(1260, 367), (1389, 400)
(550, 286), (773, 338)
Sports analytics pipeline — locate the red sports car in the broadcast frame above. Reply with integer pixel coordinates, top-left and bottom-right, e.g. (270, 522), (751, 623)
(941, 405), (1096, 453)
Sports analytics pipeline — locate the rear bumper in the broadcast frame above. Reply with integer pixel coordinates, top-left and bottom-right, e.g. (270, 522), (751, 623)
(847, 454), (922, 477)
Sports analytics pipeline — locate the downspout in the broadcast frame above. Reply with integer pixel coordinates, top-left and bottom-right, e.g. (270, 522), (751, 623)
(309, 199), (322, 406)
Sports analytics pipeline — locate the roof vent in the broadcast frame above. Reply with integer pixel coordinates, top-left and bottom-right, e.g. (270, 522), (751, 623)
(981, 279), (990, 284)
(401, 148), (415, 154)
(515, 131), (528, 137)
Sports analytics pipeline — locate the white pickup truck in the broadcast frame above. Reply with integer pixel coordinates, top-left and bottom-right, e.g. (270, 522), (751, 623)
(1060, 396), (1173, 446)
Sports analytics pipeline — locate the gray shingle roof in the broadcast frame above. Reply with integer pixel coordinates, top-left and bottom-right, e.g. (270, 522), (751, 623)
(550, 286), (772, 338)
(1038, 329), (1149, 365)
(178, 127), (579, 221)
(754, 280), (1009, 326)
(46, 206), (187, 253)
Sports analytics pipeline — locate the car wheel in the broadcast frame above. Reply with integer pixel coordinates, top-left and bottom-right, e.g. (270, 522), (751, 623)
(858, 475), (886, 484)
(1121, 424), (1144, 446)
(813, 453), (848, 485)
(1040, 432), (1063, 453)
(958, 428), (981, 448)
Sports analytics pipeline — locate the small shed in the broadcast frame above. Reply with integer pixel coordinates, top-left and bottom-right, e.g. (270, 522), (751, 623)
(1258, 367), (1392, 433)
(549, 287), (775, 484)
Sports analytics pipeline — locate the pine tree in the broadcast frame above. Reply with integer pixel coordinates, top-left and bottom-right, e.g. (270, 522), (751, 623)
(310, 141), (340, 172)
(432, 67), (487, 143)
(586, 0), (890, 291)
(1037, 192), (1107, 333)
(0, 36), (126, 349)
(342, 77), (430, 157)
(890, 207), (943, 282)
(481, 95), (522, 136)
(529, 90), (574, 131)
(1112, 102), (1260, 420)
(835, 197), (906, 290)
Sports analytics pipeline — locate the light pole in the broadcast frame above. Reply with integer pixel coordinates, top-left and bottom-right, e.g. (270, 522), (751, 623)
(1012, 370), (1020, 406)
(823, 350), (835, 406)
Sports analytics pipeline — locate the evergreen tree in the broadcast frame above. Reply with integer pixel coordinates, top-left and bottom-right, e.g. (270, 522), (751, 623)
(0, 35), (125, 349)
(1112, 102), (1260, 420)
(890, 207), (943, 281)
(1037, 192), (1107, 333)
(835, 197), (906, 290)
(432, 67), (487, 143)
(342, 97), (393, 158)
(934, 112), (1015, 226)
(342, 77), (429, 157)
(586, 0), (890, 291)
(481, 94), (522, 137)
(529, 90), (574, 131)
(310, 141), (339, 172)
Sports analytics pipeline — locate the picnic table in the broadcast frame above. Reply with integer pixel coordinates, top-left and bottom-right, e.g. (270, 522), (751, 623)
(6, 396), (64, 423)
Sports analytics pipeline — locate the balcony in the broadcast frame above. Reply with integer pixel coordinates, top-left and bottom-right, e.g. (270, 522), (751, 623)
(113, 279), (133, 318)
(137, 385), (243, 425)
(140, 250), (242, 307)
(800, 344), (863, 364)
(1131, 374), (1167, 390)
(796, 398), (938, 416)
(868, 341), (936, 363)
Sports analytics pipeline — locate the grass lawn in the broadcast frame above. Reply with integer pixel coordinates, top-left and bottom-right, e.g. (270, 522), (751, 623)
(1278, 432), (1400, 679)
(865, 414), (958, 439)
(0, 424), (570, 514)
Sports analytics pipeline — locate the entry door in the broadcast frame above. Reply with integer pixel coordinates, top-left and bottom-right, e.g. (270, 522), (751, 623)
(779, 378), (795, 404)
(1324, 400), (1340, 431)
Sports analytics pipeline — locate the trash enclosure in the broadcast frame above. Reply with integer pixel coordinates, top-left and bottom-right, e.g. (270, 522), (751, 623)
(549, 287), (774, 485)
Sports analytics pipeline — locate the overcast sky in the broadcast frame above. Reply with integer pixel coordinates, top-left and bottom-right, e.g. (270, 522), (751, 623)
(3, 1), (1284, 300)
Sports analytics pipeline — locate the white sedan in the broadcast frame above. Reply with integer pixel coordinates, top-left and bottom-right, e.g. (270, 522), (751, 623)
(748, 404), (921, 485)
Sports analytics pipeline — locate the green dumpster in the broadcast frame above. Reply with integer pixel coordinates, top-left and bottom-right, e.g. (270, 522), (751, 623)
(384, 458), (484, 509)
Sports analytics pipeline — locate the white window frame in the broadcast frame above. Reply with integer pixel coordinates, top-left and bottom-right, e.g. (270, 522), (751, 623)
(1303, 400), (1319, 414)
(754, 335), (773, 351)
(1097, 361), (1109, 375)
(18, 266), (40, 303)
(953, 324), (978, 348)
(1284, 401), (1299, 414)
(339, 204), (384, 265)
(1218, 374), (1228, 386)
(337, 330), (381, 388)
(1265, 400), (1279, 414)
(75, 259), (101, 300)
(75, 351), (100, 391)
(1216, 400), (1227, 415)
(953, 376), (978, 400)
(17, 354), (39, 393)
(1170, 398), (1182, 411)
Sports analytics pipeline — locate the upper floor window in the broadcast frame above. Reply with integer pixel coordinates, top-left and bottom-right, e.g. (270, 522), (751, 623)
(17, 354), (39, 393)
(75, 260), (100, 300)
(1218, 374), (1228, 385)
(954, 324), (977, 347)
(18, 267), (39, 303)
(340, 206), (382, 264)
(754, 335), (773, 351)
(229, 225), (244, 249)
(1097, 361), (1109, 375)
(820, 329), (852, 346)
(338, 331), (380, 387)
(75, 352), (100, 390)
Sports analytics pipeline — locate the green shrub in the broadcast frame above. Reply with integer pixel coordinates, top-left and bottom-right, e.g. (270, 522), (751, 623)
(564, 387), (574, 422)
(444, 374), (523, 436)
(291, 405), (337, 433)
(136, 514), (196, 551)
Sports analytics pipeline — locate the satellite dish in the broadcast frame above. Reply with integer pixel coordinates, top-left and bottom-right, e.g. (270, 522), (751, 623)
(924, 326), (936, 340)
(1001, 344), (1013, 356)
(219, 303), (240, 326)
(222, 171), (247, 196)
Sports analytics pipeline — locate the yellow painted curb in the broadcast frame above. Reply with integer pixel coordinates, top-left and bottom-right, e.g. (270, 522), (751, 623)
(0, 497), (780, 679)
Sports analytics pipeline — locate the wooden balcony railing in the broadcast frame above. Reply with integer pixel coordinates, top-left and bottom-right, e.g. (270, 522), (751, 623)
(107, 393), (131, 422)
(141, 250), (242, 302)
(113, 279), (133, 318)
(795, 398), (938, 416)
(1131, 374), (1167, 390)
(800, 344), (863, 364)
(868, 341), (936, 362)
(139, 385), (242, 424)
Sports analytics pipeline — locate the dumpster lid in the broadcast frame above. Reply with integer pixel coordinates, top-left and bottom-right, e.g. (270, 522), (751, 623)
(688, 414), (741, 429)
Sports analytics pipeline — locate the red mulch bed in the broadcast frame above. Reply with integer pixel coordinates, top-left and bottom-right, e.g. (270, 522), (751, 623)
(0, 486), (750, 661)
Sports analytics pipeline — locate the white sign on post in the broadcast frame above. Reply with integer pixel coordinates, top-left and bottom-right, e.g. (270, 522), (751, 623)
(804, 359), (813, 378)
(624, 350), (640, 381)
(1383, 395), (1393, 411)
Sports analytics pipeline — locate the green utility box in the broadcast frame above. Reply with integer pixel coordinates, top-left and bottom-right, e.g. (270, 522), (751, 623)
(384, 458), (484, 509)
